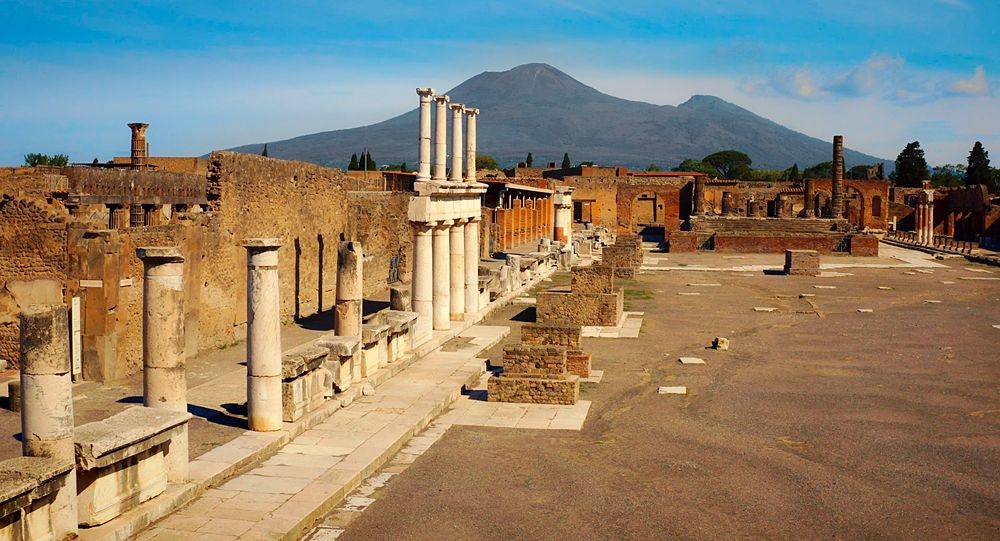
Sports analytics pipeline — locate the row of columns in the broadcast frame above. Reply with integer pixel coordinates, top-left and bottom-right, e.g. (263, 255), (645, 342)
(413, 218), (481, 332)
(495, 195), (553, 251)
(418, 88), (479, 183)
(915, 183), (936, 244)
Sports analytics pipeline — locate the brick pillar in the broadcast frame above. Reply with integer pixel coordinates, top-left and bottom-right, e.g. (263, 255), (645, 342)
(831, 135), (845, 218)
(128, 122), (149, 169)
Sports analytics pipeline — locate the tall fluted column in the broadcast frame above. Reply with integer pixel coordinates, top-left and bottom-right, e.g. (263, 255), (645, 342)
(336, 241), (363, 337)
(449, 104), (465, 182)
(464, 217), (480, 314)
(432, 221), (452, 330)
(449, 220), (466, 319)
(128, 122), (149, 169)
(411, 223), (433, 340)
(416, 88), (435, 182)
(19, 304), (78, 538)
(433, 95), (449, 181)
(693, 175), (706, 215)
(832, 135), (844, 218)
(465, 108), (479, 181)
(137, 247), (188, 482)
(243, 238), (283, 432)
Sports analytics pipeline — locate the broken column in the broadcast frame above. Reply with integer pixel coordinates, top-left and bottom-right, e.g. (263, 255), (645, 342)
(464, 217), (481, 314)
(136, 246), (189, 482)
(449, 103), (465, 182)
(803, 178), (816, 217)
(449, 219), (466, 319)
(19, 304), (77, 538)
(416, 88), (434, 182)
(831, 135), (845, 218)
(465, 108), (479, 181)
(432, 220), (452, 330)
(553, 186), (574, 244)
(336, 240), (363, 337)
(243, 238), (283, 432)
(693, 174), (706, 215)
(433, 95), (449, 181)
(721, 191), (733, 216)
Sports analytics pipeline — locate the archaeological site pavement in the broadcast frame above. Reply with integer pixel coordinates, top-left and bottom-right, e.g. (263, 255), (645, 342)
(316, 249), (1000, 540)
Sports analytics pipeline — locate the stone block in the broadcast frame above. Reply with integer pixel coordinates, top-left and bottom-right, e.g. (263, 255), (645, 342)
(487, 374), (579, 405)
(713, 337), (730, 351)
(565, 349), (592, 378)
(389, 285), (411, 311)
(850, 234), (880, 256)
(784, 249), (820, 276)
(536, 289), (623, 327)
(0, 456), (72, 541)
(668, 231), (698, 252)
(571, 266), (615, 294)
(520, 323), (582, 349)
(501, 344), (569, 378)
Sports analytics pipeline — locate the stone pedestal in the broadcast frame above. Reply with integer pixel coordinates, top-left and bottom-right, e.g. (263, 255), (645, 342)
(243, 239), (283, 432)
(449, 220), (466, 319)
(335, 241), (363, 338)
(136, 247), (188, 482)
(316, 335), (360, 393)
(784, 249), (820, 276)
(488, 345), (579, 405)
(18, 304), (77, 539)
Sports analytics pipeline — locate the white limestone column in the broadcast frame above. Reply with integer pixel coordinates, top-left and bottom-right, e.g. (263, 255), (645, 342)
(432, 220), (452, 330)
(464, 217), (480, 314)
(416, 88), (435, 182)
(411, 223), (433, 340)
(433, 95), (449, 181)
(335, 241), (363, 337)
(19, 304), (78, 538)
(137, 246), (189, 483)
(449, 219), (466, 319)
(243, 238), (283, 432)
(449, 103), (465, 182)
(465, 108), (479, 182)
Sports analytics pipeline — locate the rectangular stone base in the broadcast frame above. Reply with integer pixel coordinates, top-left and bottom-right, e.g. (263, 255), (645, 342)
(77, 445), (167, 526)
(487, 375), (579, 405)
(566, 350), (592, 378)
(536, 289), (624, 327)
(282, 368), (328, 423)
(784, 249), (820, 276)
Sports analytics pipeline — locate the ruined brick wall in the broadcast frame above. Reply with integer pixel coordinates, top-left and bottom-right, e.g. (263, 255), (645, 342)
(0, 197), (71, 367)
(536, 289), (624, 326)
(555, 177), (618, 229)
(501, 345), (569, 377)
(571, 266), (615, 294)
(347, 191), (413, 292)
(713, 234), (843, 253)
(0, 167), (70, 197)
(849, 235), (880, 256)
(520, 324), (582, 349)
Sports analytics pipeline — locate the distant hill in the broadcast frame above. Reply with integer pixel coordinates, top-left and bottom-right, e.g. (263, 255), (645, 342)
(227, 63), (888, 171)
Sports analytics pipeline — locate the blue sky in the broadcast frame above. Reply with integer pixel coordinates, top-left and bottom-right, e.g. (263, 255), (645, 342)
(0, 0), (996, 166)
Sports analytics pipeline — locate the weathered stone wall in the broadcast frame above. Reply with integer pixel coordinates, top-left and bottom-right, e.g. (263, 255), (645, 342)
(520, 324), (582, 349)
(536, 290), (623, 326)
(347, 192), (413, 291)
(487, 375), (579, 405)
(570, 266), (615, 294)
(501, 345), (569, 377)
(714, 234), (843, 253)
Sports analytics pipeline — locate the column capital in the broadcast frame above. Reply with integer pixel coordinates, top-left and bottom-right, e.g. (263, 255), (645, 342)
(450, 103), (466, 113)
(136, 246), (184, 264)
(416, 87), (435, 98)
(466, 215), (482, 223)
(435, 219), (455, 228)
(433, 94), (450, 104)
(453, 217), (469, 226)
(465, 108), (479, 117)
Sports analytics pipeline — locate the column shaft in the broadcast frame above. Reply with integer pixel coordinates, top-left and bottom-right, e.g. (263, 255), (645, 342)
(465, 109), (478, 181)
(464, 219), (480, 313)
(693, 176), (706, 215)
(244, 239), (283, 432)
(449, 221), (465, 319)
(411, 224), (433, 339)
(449, 104), (464, 182)
(416, 88), (434, 182)
(335, 241), (363, 337)
(432, 222), (451, 330)
(832, 135), (845, 218)
(433, 95), (449, 181)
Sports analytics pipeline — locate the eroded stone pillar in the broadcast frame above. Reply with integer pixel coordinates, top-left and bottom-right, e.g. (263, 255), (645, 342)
(128, 122), (149, 169)
(433, 95), (449, 182)
(416, 88), (435, 182)
(137, 246), (188, 482)
(336, 241), (363, 337)
(432, 221), (452, 330)
(832, 135), (845, 218)
(553, 187), (574, 244)
(20, 304), (78, 537)
(721, 191), (733, 215)
(693, 175), (706, 215)
(803, 178), (816, 217)
(411, 223), (433, 339)
(449, 220), (466, 319)
(465, 108), (479, 181)
(449, 103), (465, 182)
(243, 238), (283, 432)
(464, 217), (480, 314)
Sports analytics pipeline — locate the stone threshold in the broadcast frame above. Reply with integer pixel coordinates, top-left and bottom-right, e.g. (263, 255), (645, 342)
(77, 266), (554, 541)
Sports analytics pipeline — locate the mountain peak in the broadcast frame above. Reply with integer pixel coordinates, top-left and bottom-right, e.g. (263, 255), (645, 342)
(449, 62), (605, 105)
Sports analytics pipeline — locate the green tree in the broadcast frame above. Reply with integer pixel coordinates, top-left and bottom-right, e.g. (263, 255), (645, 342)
(966, 141), (991, 186)
(932, 164), (966, 187)
(348, 153), (359, 170)
(476, 154), (500, 170)
(525, 152), (534, 167)
(702, 150), (752, 180)
(645, 164), (663, 172)
(24, 153), (68, 166)
(991, 168), (1000, 193)
(92, 158), (99, 165)
(673, 159), (717, 176)
(261, 144), (269, 157)
(846, 165), (870, 180)
(561, 153), (571, 169)
(363, 151), (376, 170)
(788, 163), (801, 182)
(894, 141), (929, 187)
(748, 169), (784, 182)
(803, 161), (833, 179)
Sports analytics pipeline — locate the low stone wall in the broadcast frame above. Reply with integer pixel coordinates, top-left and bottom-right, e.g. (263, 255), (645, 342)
(536, 289), (623, 327)
(667, 231), (698, 252)
(714, 233), (843, 253)
(569, 266), (615, 294)
(849, 234), (880, 256)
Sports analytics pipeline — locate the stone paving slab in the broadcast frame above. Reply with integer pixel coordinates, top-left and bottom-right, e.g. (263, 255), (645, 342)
(134, 325), (509, 541)
(582, 311), (644, 338)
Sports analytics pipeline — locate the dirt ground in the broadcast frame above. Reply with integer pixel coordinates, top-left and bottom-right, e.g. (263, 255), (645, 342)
(337, 251), (1000, 540)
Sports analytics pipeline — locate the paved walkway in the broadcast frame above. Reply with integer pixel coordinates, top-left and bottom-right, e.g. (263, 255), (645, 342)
(133, 325), (510, 541)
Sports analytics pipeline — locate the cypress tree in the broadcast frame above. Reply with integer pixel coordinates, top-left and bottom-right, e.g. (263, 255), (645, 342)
(966, 141), (991, 186)
(789, 163), (801, 182)
(561, 153), (571, 169)
(894, 141), (929, 187)
(348, 153), (359, 170)
(365, 151), (376, 170)
(261, 143), (269, 157)
(526, 152), (534, 167)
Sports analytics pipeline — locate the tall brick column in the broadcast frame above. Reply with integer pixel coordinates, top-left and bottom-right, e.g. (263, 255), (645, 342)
(803, 178), (816, 217)
(831, 135), (844, 218)
(128, 122), (149, 169)
(693, 175), (706, 215)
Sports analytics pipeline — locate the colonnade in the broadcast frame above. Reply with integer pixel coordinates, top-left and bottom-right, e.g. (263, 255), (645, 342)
(410, 87), (487, 338)
(915, 183), (936, 244)
(493, 192), (554, 252)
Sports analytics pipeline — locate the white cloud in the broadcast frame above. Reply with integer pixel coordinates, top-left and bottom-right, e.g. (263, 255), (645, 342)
(827, 54), (904, 96)
(947, 66), (990, 96)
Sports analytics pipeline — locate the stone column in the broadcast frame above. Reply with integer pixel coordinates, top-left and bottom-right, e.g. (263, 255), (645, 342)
(433, 95), (449, 181)
(449, 220), (466, 319)
(128, 122), (149, 169)
(803, 178), (816, 217)
(136, 247), (188, 482)
(553, 187), (574, 244)
(721, 191), (732, 215)
(432, 221), (452, 330)
(411, 223), (433, 339)
(831, 135), (845, 218)
(416, 88), (435, 182)
(336, 241), (363, 337)
(693, 175), (706, 215)
(464, 217), (480, 314)
(465, 108), (479, 182)
(19, 304), (78, 537)
(243, 239), (283, 432)
(449, 103), (465, 182)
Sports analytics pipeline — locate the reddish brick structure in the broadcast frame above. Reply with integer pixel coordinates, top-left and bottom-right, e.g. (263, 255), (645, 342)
(520, 323), (591, 378)
(487, 344), (580, 405)
(849, 234), (880, 256)
(784, 249), (820, 276)
(667, 231), (698, 252)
